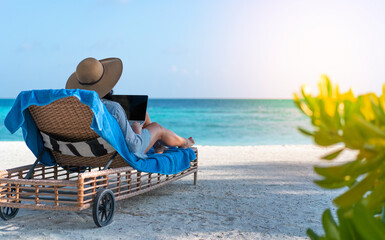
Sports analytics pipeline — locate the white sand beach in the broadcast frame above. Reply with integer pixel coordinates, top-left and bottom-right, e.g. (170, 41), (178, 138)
(0, 142), (356, 240)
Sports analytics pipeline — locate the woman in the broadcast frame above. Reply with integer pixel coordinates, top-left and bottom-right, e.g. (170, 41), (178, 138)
(66, 57), (194, 158)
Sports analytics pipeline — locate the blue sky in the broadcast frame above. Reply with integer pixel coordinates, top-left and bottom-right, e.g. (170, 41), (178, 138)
(1, 0), (385, 98)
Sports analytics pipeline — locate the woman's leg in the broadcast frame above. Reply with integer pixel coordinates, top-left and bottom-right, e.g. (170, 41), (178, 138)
(144, 122), (194, 153)
(142, 113), (166, 153)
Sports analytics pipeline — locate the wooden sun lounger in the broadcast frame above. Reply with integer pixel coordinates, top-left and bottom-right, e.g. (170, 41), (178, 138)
(0, 97), (198, 227)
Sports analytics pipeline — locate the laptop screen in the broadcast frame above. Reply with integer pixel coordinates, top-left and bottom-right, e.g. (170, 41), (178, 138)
(110, 95), (148, 122)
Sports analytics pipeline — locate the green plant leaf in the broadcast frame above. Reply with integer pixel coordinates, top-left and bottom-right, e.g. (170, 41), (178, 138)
(314, 150), (385, 192)
(354, 116), (385, 138)
(342, 123), (364, 149)
(336, 208), (360, 240)
(334, 171), (381, 208)
(322, 209), (340, 240)
(343, 100), (355, 123)
(321, 148), (344, 160)
(314, 130), (341, 146)
(326, 77), (333, 97)
(294, 93), (314, 117)
(370, 98), (385, 125)
(298, 126), (314, 136)
(314, 160), (359, 180)
(366, 178), (385, 210)
(307, 228), (321, 240)
(381, 206), (385, 224)
(333, 102), (342, 129)
(352, 203), (385, 239)
(314, 178), (356, 189)
(319, 100), (338, 129)
(301, 87), (316, 112)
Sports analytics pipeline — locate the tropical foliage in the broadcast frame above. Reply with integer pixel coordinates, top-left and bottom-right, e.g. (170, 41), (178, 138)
(294, 75), (385, 239)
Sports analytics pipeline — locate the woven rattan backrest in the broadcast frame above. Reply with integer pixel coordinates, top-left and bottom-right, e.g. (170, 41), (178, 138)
(28, 96), (99, 142)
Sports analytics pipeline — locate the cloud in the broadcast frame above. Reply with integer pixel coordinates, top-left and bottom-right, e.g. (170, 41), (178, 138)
(170, 65), (200, 77)
(181, 69), (189, 75)
(17, 43), (34, 51)
(170, 65), (188, 75)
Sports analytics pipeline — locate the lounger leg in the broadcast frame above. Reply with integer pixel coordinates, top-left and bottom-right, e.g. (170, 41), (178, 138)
(103, 152), (118, 170)
(194, 171), (197, 185)
(25, 148), (47, 179)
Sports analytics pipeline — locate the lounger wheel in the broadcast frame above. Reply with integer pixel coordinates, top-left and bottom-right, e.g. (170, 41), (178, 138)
(92, 189), (115, 227)
(0, 187), (19, 221)
(0, 206), (19, 221)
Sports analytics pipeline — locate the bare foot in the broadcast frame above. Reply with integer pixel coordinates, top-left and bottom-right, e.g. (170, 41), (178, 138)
(181, 137), (195, 148)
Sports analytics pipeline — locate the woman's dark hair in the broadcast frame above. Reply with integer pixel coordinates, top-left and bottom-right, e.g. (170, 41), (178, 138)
(103, 90), (114, 100)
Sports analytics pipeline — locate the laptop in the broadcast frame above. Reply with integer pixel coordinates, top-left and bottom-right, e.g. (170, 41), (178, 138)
(111, 95), (148, 125)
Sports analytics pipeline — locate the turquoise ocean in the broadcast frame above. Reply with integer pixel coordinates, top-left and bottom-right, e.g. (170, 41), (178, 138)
(0, 99), (312, 145)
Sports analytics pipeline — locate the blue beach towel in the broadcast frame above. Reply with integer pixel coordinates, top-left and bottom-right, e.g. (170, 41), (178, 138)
(4, 89), (196, 175)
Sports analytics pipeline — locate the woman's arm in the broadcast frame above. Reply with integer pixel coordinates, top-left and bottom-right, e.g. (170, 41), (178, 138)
(142, 112), (151, 128)
(131, 122), (142, 135)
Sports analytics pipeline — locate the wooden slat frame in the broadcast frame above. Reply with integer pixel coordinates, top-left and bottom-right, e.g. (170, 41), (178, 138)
(0, 148), (198, 212)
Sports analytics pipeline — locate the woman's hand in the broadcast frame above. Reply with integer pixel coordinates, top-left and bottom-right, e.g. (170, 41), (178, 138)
(131, 122), (142, 135)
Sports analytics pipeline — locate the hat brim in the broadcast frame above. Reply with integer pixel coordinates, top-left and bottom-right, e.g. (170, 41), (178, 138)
(66, 58), (123, 98)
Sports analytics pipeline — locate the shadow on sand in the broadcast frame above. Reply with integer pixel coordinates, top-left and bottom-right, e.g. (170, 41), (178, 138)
(0, 162), (337, 239)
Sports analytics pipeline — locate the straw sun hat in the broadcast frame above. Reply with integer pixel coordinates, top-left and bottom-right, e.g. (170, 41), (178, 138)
(66, 57), (123, 98)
